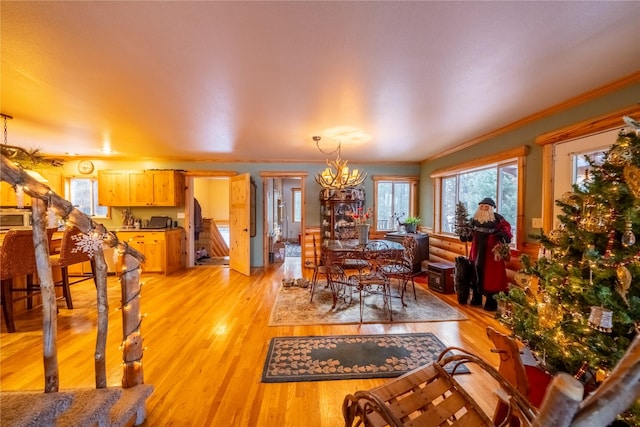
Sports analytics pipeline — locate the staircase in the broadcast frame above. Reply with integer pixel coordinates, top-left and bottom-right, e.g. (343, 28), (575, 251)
(0, 384), (154, 427)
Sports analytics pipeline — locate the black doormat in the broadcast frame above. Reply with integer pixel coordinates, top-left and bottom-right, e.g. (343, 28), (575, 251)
(261, 333), (468, 383)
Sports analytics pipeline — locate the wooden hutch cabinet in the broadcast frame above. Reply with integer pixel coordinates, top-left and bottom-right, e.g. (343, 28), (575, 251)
(320, 187), (365, 245)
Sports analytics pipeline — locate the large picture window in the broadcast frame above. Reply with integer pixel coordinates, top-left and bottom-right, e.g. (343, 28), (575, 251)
(432, 146), (527, 248)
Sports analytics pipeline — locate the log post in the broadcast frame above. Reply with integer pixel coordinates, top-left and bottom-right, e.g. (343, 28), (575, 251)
(94, 245), (109, 389)
(532, 372), (583, 427)
(118, 250), (145, 388)
(32, 198), (59, 393)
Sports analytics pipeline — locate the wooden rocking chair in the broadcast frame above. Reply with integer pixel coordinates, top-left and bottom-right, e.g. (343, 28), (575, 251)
(343, 326), (640, 427)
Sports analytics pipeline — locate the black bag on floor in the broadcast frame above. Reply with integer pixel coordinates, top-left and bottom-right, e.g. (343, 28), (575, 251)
(454, 256), (474, 304)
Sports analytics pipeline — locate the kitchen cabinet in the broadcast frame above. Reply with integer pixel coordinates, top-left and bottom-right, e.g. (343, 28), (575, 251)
(1, 181), (27, 207)
(0, 169), (63, 207)
(117, 228), (184, 274)
(319, 188), (365, 245)
(97, 170), (130, 206)
(98, 170), (185, 206)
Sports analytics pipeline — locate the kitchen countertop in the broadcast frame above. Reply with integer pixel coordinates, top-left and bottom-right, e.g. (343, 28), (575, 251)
(114, 227), (183, 232)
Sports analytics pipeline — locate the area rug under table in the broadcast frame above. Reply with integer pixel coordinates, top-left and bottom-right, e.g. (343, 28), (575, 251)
(261, 333), (468, 383)
(268, 282), (467, 326)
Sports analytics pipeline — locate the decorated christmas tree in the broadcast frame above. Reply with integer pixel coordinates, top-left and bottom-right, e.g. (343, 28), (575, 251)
(499, 117), (640, 424)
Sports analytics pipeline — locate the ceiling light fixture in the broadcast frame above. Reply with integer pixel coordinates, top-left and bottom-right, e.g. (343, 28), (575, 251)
(313, 135), (367, 189)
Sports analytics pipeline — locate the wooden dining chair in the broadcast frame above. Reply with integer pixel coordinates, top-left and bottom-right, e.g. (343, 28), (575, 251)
(49, 225), (97, 309)
(309, 235), (340, 302)
(0, 229), (39, 333)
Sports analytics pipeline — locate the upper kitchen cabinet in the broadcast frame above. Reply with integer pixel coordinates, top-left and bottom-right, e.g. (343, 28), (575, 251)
(98, 170), (185, 207)
(0, 169), (63, 207)
(98, 170), (130, 206)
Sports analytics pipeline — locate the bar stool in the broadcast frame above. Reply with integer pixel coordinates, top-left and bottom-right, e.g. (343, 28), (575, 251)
(49, 226), (97, 309)
(0, 229), (39, 333)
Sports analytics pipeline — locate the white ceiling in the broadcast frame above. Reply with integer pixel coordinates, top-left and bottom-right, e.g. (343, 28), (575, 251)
(2, 1), (639, 163)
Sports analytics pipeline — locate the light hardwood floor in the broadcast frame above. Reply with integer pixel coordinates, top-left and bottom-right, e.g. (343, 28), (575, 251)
(1, 258), (512, 426)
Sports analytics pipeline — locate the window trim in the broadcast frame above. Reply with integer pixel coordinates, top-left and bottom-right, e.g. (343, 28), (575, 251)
(371, 175), (419, 233)
(66, 176), (111, 219)
(431, 145), (528, 249)
(536, 105), (640, 232)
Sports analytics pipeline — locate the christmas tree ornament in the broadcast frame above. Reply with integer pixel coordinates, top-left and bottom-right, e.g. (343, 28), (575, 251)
(607, 141), (632, 166)
(548, 228), (568, 245)
(623, 115), (640, 129)
(588, 306), (613, 333)
(595, 367), (609, 383)
(624, 165), (640, 198)
(574, 361), (590, 380)
(560, 191), (581, 209)
(615, 265), (632, 306)
(579, 196), (610, 233)
(622, 219), (636, 247)
(604, 230), (616, 259)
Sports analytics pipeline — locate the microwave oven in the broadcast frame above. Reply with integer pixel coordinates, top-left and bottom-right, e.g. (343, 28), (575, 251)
(0, 208), (32, 230)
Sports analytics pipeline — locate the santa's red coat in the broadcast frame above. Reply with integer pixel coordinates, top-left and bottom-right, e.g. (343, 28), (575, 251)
(469, 217), (512, 294)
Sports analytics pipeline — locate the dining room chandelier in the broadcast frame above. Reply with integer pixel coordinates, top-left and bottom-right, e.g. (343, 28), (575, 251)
(313, 136), (367, 189)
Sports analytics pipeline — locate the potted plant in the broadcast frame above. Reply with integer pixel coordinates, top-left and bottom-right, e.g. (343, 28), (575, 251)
(404, 216), (421, 233)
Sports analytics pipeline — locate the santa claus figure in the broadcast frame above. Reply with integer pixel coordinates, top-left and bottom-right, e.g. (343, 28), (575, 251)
(467, 198), (512, 311)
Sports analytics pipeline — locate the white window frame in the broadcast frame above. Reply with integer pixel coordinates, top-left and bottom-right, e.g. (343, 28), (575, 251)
(67, 177), (110, 218)
(372, 175), (419, 233)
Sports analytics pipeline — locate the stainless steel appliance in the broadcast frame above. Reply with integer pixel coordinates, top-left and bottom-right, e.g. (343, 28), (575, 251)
(0, 208), (32, 230)
(147, 216), (172, 229)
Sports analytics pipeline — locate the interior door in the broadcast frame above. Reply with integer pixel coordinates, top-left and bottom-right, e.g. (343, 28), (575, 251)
(229, 173), (251, 276)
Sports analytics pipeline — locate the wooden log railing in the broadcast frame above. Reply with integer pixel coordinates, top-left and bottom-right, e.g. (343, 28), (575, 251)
(1, 153), (153, 425)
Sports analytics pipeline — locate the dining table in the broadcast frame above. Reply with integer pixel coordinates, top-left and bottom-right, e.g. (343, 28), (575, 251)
(321, 239), (404, 310)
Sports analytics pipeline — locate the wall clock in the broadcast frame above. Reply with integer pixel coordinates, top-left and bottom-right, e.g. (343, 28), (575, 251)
(77, 160), (94, 174)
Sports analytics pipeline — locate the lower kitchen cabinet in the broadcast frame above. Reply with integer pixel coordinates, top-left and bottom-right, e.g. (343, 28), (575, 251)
(116, 229), (184, 275)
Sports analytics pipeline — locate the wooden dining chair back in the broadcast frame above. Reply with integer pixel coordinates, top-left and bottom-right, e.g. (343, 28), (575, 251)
(49, 225), (97, 309)
(0, 229), (38, 332)
(309, 235), (339, 302)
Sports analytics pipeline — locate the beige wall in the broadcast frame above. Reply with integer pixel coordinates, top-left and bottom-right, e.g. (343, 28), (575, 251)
(194, 177), (229, 221)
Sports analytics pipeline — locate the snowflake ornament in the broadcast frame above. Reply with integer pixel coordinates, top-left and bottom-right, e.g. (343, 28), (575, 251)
(71, 231), (105, 258)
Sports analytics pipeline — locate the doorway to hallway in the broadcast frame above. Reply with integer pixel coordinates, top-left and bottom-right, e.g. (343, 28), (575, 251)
(260, 172), (307, 268)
